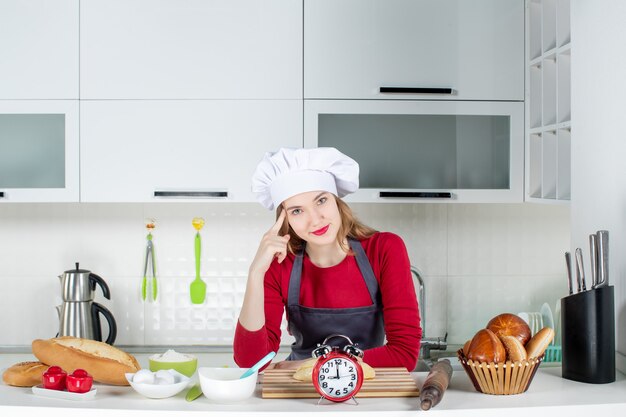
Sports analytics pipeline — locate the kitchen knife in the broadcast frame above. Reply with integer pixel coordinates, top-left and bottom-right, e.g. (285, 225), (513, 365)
(595, 230), (609, 288)
(575, 248), (586, 292)
(589, 234), (598, 288)
(564, 252), (574, 295)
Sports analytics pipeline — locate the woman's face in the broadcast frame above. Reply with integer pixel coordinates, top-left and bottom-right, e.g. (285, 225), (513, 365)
(282, 191), (342, 246)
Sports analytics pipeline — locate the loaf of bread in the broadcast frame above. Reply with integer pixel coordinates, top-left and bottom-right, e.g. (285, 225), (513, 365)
(525, 327), (555, 359)
(486, 313), (531, 345)
(467, 329), (506, 363)
(32, 337), (140, 386)
(2, 361), (48, 387)
(292, 357), (375, 381)
(499, 335), (528, 362)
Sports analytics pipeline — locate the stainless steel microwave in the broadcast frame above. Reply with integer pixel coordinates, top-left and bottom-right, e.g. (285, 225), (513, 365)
(304, 100), (524, 203)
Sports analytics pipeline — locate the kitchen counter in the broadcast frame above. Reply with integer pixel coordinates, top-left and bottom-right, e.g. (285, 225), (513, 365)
(1, 353), (625, 416)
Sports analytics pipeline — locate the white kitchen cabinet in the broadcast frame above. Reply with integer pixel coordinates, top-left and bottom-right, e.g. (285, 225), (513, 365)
(80, 100), (302, 202)
(0, 101), (79, 202)
(80, 0), (302, 99)
(304, 0), (524, 101)
(304, 100), (524, 203)
(526, 0), (571, 202)
(0, 0), (78, 99)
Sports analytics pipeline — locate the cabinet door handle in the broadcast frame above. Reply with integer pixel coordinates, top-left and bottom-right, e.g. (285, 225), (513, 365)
(379, 87), (453, 95)
(154, 190), (228, 198)
(379, 191), (452, 199)
(0, 191), (4, 198)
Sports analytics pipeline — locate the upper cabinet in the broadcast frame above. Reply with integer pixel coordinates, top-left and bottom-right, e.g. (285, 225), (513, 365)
(80, 0), (302, 99)
(80, 100), (302, 202)
(0, 101), (80, 202)
(0, 0), (78, 99)
(304, 0), (524, 101)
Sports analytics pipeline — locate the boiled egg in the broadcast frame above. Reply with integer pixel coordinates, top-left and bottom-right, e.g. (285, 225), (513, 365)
(132, 369), (155, 384)
(154, 370), (176, 385)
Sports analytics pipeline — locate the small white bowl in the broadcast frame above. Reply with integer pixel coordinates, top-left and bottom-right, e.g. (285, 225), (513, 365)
(198, 367), (257, 403)
(125, 369), (190, 399)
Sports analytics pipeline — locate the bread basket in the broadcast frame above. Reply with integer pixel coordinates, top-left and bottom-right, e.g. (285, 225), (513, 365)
(457, 349), (543, 395)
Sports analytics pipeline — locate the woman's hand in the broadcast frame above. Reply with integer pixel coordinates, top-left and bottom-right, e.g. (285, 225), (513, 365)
(249, 210), (290, 276)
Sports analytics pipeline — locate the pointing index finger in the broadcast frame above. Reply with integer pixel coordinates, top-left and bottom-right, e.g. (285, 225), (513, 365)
(270, 210), (287, 234)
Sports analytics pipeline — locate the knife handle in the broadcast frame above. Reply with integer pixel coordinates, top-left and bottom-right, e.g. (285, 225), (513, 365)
(589, 234), (598, 288)
(564, 252), (573, 295)
(596, 230), (609, 287)
(575, 248), (585, 292)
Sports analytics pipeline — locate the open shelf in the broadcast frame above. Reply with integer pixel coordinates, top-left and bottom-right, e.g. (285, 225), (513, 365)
(557, 128), (571, 200)
(557, 49), (571, 123)
(557, 0), (571, 47)
(542, 55), (557, 126)
(542, 0), (557, 53)
(526, 0), (571, 203)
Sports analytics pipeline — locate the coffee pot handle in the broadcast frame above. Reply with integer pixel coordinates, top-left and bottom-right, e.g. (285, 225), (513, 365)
(89, 273), (111, 300)
(91, 302), (117, 345)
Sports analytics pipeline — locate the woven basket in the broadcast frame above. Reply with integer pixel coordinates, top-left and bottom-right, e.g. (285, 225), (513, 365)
(457, 349), (543, 395)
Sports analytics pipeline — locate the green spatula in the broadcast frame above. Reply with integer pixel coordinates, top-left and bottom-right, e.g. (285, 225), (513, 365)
(190, 217), (206, 304)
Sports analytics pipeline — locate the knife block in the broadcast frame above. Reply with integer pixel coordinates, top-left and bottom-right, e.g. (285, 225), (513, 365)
(561, 286), (615, 383)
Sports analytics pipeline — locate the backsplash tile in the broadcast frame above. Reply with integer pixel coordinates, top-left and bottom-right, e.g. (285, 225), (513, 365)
(0, 202), (569, 347)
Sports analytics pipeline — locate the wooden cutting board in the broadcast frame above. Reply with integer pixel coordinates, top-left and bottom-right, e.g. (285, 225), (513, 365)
(261, 367), (420, 398)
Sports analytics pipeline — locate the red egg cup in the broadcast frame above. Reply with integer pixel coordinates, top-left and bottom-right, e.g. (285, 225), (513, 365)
(66, 369), (93, 393)
(42, 366), (67, 391)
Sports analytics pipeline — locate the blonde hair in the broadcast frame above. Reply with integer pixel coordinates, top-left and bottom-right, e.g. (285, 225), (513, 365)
(276, 196), (377, 254)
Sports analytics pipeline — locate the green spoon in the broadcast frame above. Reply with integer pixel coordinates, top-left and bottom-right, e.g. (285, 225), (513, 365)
(190, 218), (206, 304)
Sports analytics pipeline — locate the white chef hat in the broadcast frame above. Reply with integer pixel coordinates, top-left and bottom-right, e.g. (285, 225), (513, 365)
(251, 147), (359, 210)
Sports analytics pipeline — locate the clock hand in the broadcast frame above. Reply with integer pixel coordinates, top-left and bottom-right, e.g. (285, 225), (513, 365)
(336, 367), (340, 380)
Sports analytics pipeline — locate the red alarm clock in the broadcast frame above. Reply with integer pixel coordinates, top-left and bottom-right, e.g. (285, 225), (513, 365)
(311, 334), (364, 403)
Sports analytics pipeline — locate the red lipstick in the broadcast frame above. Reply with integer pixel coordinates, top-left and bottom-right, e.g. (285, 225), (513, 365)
(312, 225), (330, 236)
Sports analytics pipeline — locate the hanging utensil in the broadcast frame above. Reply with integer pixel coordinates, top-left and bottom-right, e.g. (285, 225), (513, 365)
(190, 217), (206, 304)
(142, 219), (157, 301)
(595, 230), (609, 288)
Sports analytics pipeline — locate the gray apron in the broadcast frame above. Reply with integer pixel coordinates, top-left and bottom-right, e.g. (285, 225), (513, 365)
(285, 238), (385, 360)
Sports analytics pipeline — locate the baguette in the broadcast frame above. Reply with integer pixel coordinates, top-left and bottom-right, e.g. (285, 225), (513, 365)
(2, 361), (48, 387)
(32, 337), (140, 386)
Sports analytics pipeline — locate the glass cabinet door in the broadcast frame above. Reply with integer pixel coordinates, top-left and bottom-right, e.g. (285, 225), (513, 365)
(304, 100), (523, 203)
(0, 101), (79, 202)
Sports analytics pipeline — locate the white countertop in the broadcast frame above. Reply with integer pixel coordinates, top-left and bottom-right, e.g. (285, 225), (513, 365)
(1, 353), (625, 416)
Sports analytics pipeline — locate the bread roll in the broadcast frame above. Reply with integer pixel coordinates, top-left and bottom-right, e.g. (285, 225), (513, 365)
(2, 361), (48, 387)
(32, 337), (140, 386)
(487, 313), (531, 345)
(462, 340), (471, 357)
(525, 327), (555, 359)
(499, 335), (527, 362)
(467, 329), (506, 363)
(292, 357), (375, 381)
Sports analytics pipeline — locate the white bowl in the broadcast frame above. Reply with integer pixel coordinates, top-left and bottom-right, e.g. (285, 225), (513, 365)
(198, 367), (257, 403)
(125, 369), (190, 399)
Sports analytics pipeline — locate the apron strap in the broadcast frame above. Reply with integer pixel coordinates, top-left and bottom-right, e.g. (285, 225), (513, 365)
(287, 238), (380, 307)
(348, 238), (381, 305)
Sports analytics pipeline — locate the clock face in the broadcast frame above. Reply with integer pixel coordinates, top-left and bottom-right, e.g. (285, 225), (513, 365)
(314, 356), (362, 401)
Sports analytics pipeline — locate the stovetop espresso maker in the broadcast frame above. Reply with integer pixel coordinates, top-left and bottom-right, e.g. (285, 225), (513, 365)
(56, 263), (117, 345)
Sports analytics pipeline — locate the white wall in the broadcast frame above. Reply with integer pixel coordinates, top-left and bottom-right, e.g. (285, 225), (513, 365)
(0, 203), (569, 348)
(571, 1), (626, 373)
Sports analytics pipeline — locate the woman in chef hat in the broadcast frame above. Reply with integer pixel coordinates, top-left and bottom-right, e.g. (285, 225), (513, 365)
(233, 147), (421, 371)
